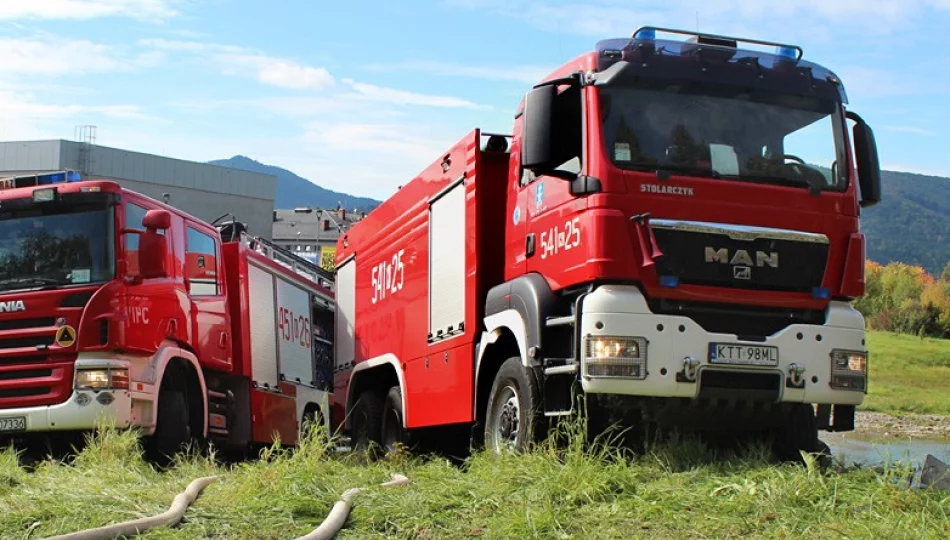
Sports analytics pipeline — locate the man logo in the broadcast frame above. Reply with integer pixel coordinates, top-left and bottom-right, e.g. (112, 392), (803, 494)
(704, 247), (779, 269)
(733, 266), (752, 280)
(0, 300), (25, 313)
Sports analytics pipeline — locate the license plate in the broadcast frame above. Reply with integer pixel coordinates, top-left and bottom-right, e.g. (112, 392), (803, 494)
(0, 416), (26, 432)
(708, 343), (779, 366)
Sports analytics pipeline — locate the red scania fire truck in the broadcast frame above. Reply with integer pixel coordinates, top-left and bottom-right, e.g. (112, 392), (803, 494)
(0, 171), (334, 461)
(332, 27), (882, 459)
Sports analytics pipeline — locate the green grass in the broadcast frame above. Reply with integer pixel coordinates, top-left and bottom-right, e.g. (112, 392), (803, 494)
(864, 331), (950, 416)
(1, 425), (948, 539)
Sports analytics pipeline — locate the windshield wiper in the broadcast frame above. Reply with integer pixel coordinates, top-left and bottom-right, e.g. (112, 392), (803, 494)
(625, 163), (721, 179)
(719, 173), (822, 193)
(0, 276), (60, 291)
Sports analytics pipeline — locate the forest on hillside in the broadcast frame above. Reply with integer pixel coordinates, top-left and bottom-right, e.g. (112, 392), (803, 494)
(855, 260), (950, 338)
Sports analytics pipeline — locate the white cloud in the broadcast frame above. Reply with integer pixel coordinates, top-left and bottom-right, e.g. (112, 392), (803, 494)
(365, 60), (553, 84)
(303, 122), (454, 163)
(342, 80), (488, 109)
(0, 36), (163, 78)
(140, 38), (335, 90)
(0, 90), (160, 141)
(0, 0), (180, 21)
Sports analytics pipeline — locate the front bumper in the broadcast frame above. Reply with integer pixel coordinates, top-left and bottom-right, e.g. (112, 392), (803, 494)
(578, 285), (867, 406)
(0, 356), (133, 434)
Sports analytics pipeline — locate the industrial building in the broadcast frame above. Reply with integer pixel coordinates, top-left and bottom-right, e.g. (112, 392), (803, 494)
(0, 136), (277, 238)
(271, 206), (366, 271)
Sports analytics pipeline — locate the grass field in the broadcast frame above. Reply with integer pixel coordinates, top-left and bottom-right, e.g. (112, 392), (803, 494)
(0, 330), (947, 538)
(863, 331), (950, 416)
(1, 425), (948, 539)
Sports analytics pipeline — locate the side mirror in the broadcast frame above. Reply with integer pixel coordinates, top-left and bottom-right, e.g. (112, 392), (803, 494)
(143, 209), (171, 230)
(846, 111), (882, 208)
(522, 84), (557, 170)
(138, 209), (171, 280)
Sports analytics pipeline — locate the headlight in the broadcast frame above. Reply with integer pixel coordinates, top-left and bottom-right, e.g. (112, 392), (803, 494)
(830, 349), (867, 392)
(76, 368), (129, 390)
(585, 336), (647, 379)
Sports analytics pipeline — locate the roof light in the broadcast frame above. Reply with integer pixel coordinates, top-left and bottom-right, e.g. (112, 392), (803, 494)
(659, 275), (680, 288)
(634, 28), (656, 40)
(33, 187), (56, 203)
(776, 46), (797, 60)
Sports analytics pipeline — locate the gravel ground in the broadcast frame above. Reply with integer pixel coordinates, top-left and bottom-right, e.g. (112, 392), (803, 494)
(854, 411), (950, 440)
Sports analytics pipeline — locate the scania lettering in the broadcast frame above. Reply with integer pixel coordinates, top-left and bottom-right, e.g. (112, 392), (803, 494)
(0, 171), (335, 462)
(332, 27), (882, 461)
(0, 301), (26, 314)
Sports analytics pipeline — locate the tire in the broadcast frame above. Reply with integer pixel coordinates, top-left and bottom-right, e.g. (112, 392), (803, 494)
(145, 388), (192, 465)
(300, 407), (328, 446)
(381, 386), (410, 453)
(350, 390), (383, 454)
(484, 357), (545, 454)
(773, 403), (822, 463)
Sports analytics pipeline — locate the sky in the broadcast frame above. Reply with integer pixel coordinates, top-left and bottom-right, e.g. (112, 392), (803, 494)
(1, 0), (948, 201)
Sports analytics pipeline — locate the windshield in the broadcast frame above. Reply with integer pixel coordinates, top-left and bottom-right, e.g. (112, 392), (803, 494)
(0, 205), (115, 293)
(599, 82), (849, 192)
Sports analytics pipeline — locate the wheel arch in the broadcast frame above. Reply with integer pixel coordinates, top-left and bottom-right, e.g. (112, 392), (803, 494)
(345, 354), (406, 429)
(151, 344), (208, 438)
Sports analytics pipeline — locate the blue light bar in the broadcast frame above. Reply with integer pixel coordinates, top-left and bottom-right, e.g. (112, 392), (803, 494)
(812, 287), (831, 299)
(634, 28), (656, 40)
(659, 275), (680, 288)
(776, 45), (797, 60)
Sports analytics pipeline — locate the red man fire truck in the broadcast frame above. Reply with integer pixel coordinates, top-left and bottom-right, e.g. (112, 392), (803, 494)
(332, 27), (882, 459)
(0, 171), (334, 461)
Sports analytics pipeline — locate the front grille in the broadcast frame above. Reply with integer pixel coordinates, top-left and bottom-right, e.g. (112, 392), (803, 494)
(649, 298), (825, 338)
(0, 318), (55, 332)
(650, 220), (830, 293)
(0, 335), (55, 350)
(0, 361), (73, 408)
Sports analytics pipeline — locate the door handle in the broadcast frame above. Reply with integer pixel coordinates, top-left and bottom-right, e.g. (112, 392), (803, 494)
(526, 233), (536, 257)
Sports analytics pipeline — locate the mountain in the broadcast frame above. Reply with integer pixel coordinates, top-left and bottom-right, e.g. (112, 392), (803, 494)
(863, 170), (950, 276)
(208, 155), (381, 211)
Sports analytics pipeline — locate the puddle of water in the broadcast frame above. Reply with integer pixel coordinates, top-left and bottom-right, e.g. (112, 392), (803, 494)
(823, 432), (950, 468)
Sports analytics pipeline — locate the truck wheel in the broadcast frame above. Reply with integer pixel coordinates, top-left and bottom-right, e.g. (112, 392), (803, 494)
(484, 357), (544, 454)
(381, 386), (409, 453)
(351, 390), (383, 454)
(773, 403), (822, 463)
(301, 407), (328, 446)
(145, 388), (191, 465)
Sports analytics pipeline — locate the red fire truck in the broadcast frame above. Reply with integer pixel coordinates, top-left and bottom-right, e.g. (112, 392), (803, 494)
(332, 27), (882, 459)
(0, 171), (334, 462)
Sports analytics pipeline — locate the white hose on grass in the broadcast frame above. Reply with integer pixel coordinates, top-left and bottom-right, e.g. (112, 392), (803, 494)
(43, 476), (218, 540)
(297, 473), (410, 540)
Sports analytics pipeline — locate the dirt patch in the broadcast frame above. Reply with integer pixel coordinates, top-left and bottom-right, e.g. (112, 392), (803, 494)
(854, 411), (950, 440)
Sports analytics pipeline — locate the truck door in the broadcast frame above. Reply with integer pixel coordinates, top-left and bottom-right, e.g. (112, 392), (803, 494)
(520, 83), (587, 287)
(184, 225), (232, 371)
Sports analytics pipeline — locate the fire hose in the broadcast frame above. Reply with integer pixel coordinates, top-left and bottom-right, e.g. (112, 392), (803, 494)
(297, 473), (410, 540)
(39, 473), (409, 540)
(43, 476), (219, 540)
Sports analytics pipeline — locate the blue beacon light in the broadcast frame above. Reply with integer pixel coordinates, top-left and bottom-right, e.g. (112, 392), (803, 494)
(634, 28), (656, 41)
(775, 45), (797, 60)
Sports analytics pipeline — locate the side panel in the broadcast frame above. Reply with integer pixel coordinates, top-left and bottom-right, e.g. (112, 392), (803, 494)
(275, 277), (314, 385)
(250, 387), (297, 445)
(428, 179), (467, 340)
(332, 259), (356, 427)
(247, 263), (279, 388)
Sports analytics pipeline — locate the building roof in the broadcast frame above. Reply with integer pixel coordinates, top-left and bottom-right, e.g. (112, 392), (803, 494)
(272, 206), (366, 243)
(0, 139), (275, 201)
